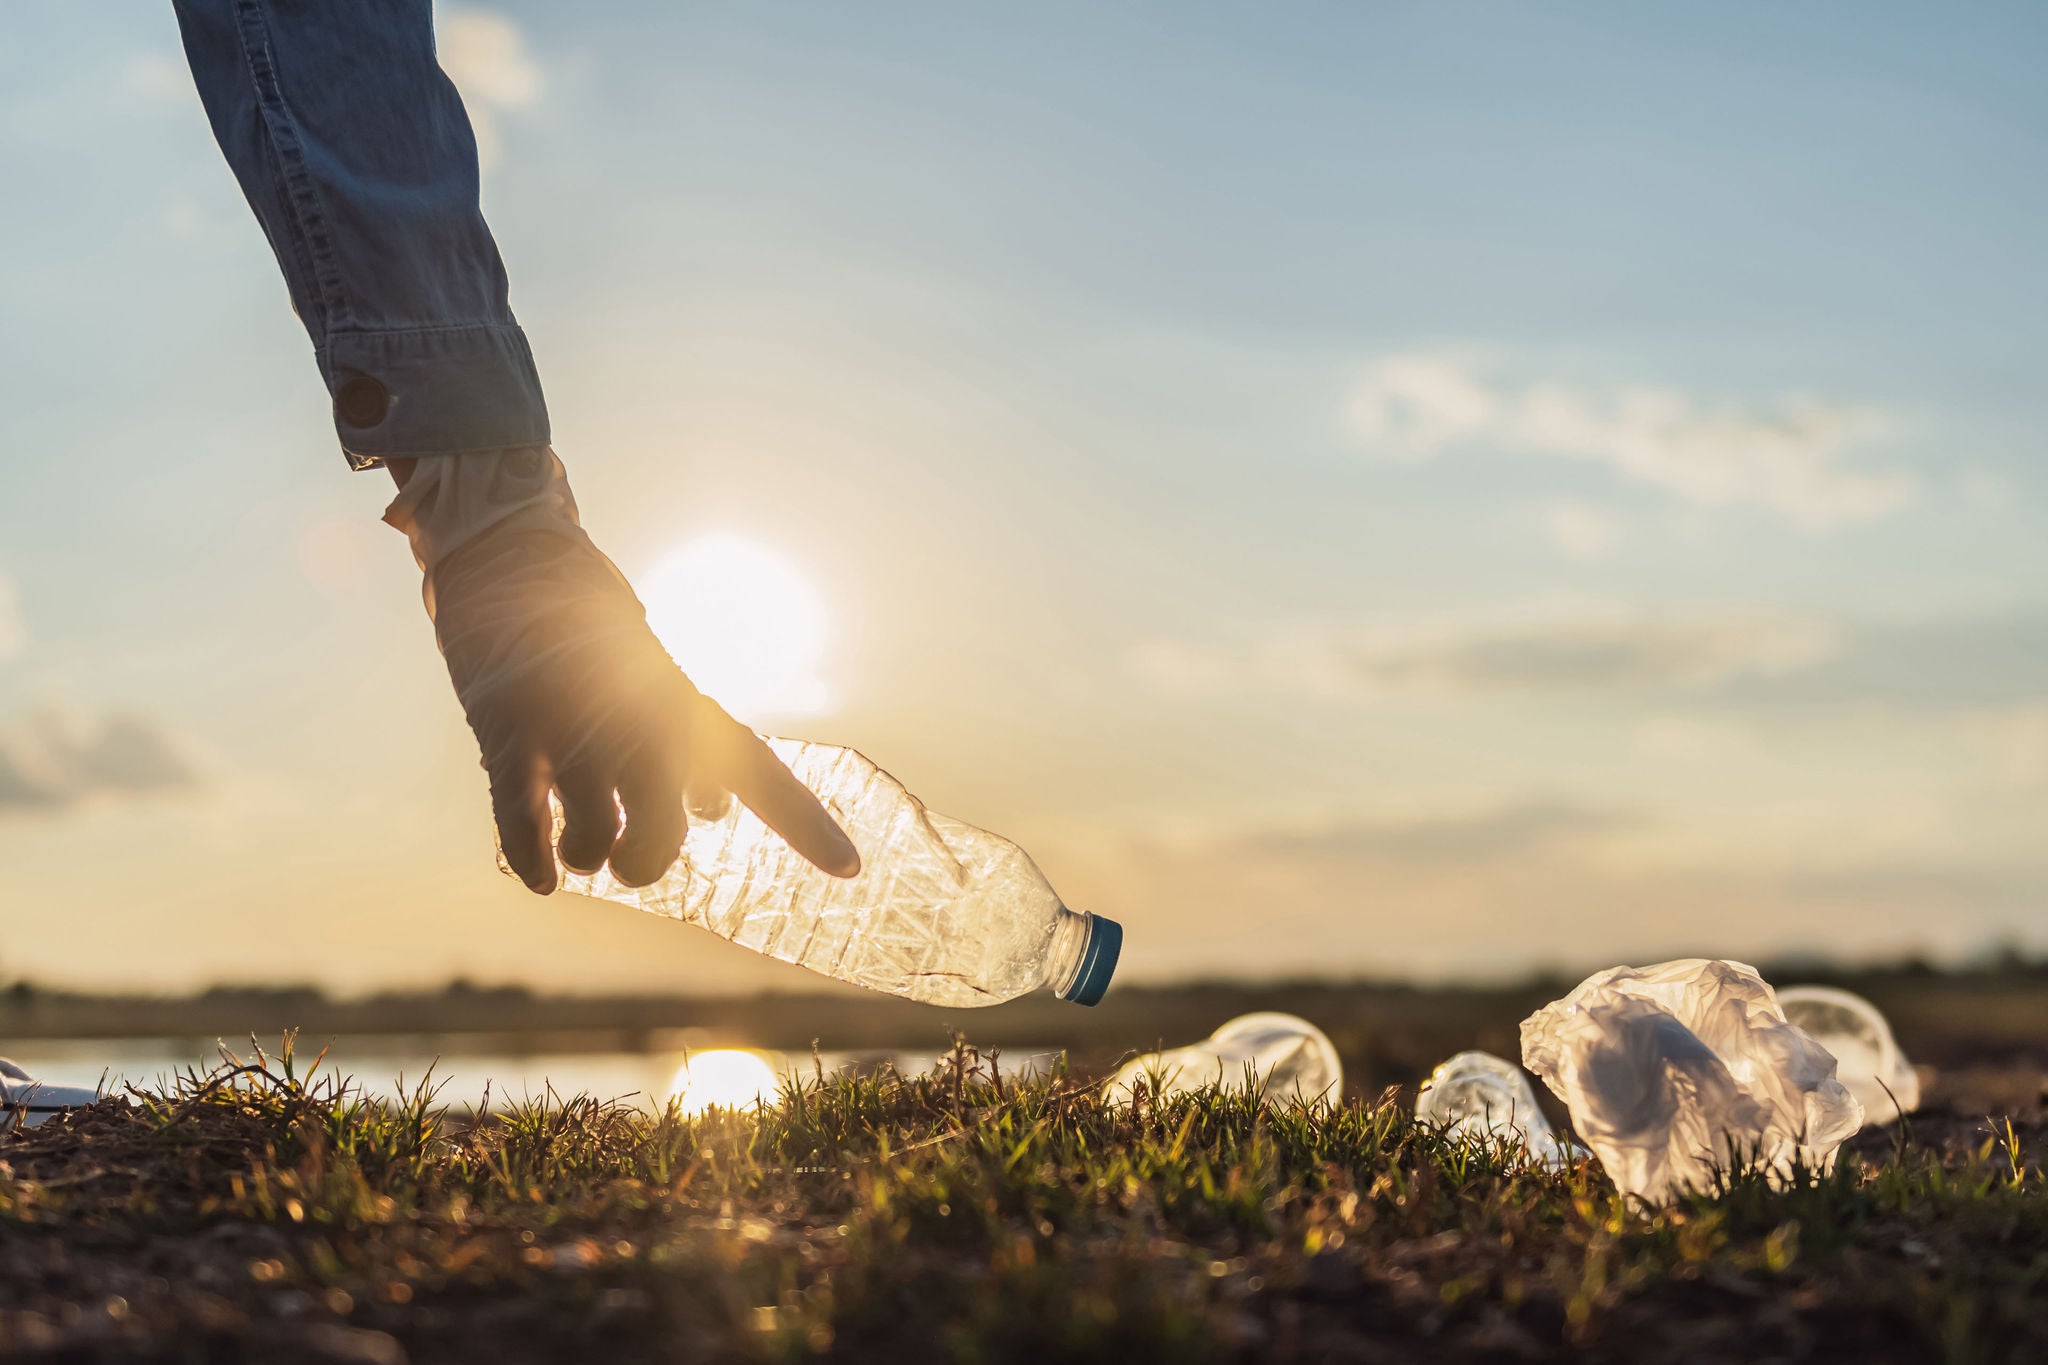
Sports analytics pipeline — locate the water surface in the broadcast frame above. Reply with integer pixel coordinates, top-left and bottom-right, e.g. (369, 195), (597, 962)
(3, 1035), (1061, 1113)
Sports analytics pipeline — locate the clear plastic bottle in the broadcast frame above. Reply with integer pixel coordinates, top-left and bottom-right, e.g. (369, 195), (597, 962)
(1102, 1013), (1342, 1106)
(534, 739), (1121, 1008)
(1415, 1051), (1578, 1168)
(1775, 985), (1920, 1124)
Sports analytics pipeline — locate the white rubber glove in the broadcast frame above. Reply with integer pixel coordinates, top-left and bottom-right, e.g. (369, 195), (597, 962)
(384, 447), (859, 892)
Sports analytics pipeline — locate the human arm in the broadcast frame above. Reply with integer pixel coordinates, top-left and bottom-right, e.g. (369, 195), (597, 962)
(173, 1), (856, 888)
(172, 0), (545, 466)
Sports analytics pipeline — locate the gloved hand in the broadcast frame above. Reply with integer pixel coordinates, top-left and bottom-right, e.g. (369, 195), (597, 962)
(384, 447), (859, 893)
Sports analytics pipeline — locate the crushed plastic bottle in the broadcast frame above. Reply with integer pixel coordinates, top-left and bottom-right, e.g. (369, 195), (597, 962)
(1103, 1012), (1342, 1107)
(1415, 1051), (1580, 1168)
(537, 739), (1120, 1009)
(1776, 985), (1921, 1124)
(1520, 959), (1863, 1203)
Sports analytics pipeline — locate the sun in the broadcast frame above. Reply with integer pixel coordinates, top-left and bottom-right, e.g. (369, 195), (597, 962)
(668, 1049), (781, 1116)
(639, 533), (833, 721)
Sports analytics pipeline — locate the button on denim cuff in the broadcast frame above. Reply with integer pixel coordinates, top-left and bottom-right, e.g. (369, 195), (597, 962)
(173, 0), (549, 471)
(326, 324), (551, 470)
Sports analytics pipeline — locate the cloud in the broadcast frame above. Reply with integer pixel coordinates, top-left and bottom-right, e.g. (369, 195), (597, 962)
(0, 707), (200, 814)
(1711, 609), (2048, 711)
(0, 574), (19, 660)
(1346, 354), (1914, 530)
(1538, 499), (1618, 561)
(1071, 813), (2038, 983)
(1240, 799), (1630, 866)
(436, 8), (545, 171)
(1976, 705), (2048, 789)
(122, 53), (196, 106)
(162, 193), (207, 240)
(1958, 468), (2017, 508)
(1134, 606), (1843, 702)
(1344, 355), (1499, 458)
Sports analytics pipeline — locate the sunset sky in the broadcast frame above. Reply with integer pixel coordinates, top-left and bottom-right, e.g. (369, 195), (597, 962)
(3, 2), (2045, 996)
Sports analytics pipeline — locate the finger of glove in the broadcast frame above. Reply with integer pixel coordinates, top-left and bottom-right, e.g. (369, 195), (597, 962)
(555, 764), (621, 876)
(685, 774), (733, 824)
(491, 751), (558, 894)
(611, 742), (686, 888)
(695, 701), (861, 878)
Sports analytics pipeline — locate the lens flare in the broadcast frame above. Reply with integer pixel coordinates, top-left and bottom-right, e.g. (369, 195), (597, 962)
(669, 1049), (780, 1116)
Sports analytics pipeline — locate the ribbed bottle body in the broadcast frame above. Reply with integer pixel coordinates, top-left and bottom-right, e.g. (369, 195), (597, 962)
(553, 740), (1101, 1007)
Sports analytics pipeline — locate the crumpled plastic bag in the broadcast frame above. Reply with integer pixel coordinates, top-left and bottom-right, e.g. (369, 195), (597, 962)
(1415, 1051), (1582, 1168)
(1520, 960), (1864, 1203)
(1104, 1012), (1342, 1107)
(1776, 985), (1921, 1124)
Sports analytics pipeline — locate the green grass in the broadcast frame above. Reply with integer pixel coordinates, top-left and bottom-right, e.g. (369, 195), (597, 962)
(2, 1038), (2043, 1363)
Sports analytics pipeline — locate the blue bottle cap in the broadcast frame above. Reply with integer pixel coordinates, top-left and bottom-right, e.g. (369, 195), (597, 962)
(1061, 913), (1122, 1006)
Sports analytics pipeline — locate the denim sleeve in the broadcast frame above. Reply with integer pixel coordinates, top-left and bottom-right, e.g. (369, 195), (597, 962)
(172, 0), (549, 469)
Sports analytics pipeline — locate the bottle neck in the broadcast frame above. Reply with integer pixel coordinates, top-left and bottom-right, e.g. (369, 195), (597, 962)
(1046, 908), (1091, 995)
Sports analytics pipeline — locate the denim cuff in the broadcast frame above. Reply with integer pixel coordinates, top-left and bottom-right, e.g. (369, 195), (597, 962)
(320, 323), (550, 470)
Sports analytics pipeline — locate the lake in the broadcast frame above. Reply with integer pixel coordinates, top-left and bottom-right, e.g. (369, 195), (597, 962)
(2, 1034), (1066, 1115)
